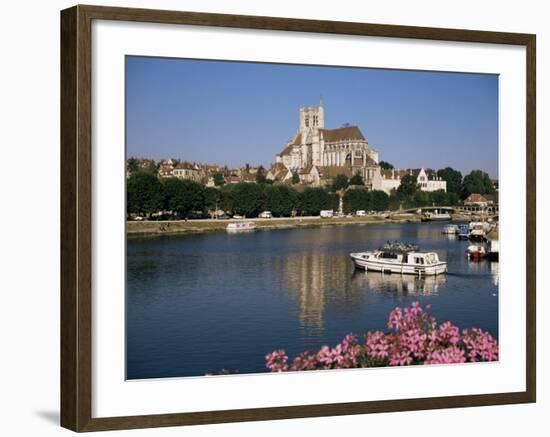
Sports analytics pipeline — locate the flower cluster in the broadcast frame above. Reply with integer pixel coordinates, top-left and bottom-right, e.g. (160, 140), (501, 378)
(266, 302), (498, 372)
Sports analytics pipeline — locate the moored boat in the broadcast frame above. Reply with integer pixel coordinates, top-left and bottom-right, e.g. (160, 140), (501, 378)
(468, 221), (492, 241)
(421, 212), (452, 222)
(350, 241), (447, 276)
(485, 227), (499, 261)
(226, 221), (256, 232)
(442, 224), (459, 234)
(467, 244), (486, 261)
(457, 224), (470, 240)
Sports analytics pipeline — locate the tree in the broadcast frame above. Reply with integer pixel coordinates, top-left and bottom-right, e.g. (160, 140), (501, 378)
(379, 161), (394, 170)
(291, 172), (300, 184)
(126, 157), (139, 174)
(203, 187), (221, 215)
(413, 190), (431, 207)
(162, 178), (205, 218)
(219, 185), (235, 213)
(264, 185), (298, 217)
(332, 174), (349, 192)
(349, 172), (364, 186)
(437, 167), (463, 195)
(231, 183), (265, 217)
(127, 172), (164, 216)
(213, 172), (225, 186)
(298, 187), (332, 216)
(397, 174), (418, 197)
(343, 188), (371, 213)
(461, 170), (495, 199)
(371, 190), (390, 211)
(256, 165), (267, 184)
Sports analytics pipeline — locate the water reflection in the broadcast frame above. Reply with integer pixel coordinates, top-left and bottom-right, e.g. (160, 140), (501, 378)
(275, 252), (447, 331)
(490, 261), (499, 287)
(352, 270), (447, 296)
(275, 254), (360, 331)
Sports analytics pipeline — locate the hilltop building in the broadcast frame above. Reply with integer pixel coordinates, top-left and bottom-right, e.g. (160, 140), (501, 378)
(269, 100), (380, 188)
(268, 102), (446, 194)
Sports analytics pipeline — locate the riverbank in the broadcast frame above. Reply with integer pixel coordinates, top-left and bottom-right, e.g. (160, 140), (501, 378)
(127, 215), (417, 237)
(127, 213), (479, 237)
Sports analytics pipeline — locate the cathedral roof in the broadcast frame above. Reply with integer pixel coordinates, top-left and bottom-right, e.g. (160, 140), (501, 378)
(321, 126), (366, 143)
(291, 133), (302, 146)
(318, 166), (354, 179)
(279, 142), (295, 156)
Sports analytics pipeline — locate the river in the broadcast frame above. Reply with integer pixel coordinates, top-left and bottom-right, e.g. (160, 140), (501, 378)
(126, 221), (498, 379)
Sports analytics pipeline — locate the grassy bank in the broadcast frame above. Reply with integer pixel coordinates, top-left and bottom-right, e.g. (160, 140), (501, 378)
(126, 214), (426, 237)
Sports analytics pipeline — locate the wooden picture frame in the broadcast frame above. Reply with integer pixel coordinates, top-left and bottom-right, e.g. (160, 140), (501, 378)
(60, 4), (536, 432)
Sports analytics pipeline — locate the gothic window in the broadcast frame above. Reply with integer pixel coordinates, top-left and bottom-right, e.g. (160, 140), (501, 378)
(305, 116), (309, 127)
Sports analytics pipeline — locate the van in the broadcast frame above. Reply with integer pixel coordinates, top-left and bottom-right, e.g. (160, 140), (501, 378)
(320, 210), (334, 218)
(356, 210), (366, 216)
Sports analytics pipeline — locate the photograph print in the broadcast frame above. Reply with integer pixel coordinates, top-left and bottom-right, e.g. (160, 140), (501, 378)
(125, 57), (499, 380)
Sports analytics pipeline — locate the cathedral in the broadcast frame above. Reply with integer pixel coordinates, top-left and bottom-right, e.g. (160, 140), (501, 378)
(267, 101), (446, 194)
(269, 101), (381, 187)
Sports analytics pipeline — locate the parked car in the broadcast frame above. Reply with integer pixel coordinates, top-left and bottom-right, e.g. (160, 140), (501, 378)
(233, 215), (244, 219)
(320, 210), (334, 218)
(259, 211), (273, 219)
(356, 210), (366, 216)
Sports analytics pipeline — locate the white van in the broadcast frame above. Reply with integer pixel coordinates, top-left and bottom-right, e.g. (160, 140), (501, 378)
(259, 211), (273, 219)
(356, 210), (366, 216)
(320, 210), (334, 218)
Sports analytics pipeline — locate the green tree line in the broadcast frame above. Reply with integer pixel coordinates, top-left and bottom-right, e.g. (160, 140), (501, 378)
(127, 173), (339, 218)
(127, 166), (495, 219)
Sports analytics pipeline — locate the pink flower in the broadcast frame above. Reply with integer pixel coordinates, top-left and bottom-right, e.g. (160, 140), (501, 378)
(425, 346), (466, 364)
(265, 349), (288, 372)
(264, 302), (499, 372)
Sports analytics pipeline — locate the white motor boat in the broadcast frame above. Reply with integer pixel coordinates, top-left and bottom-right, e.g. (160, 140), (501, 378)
(421, 211), (452, 222)
(442, 224), (459, 234)
(350, 242), (448, 276)
(226, 221), (256, 232)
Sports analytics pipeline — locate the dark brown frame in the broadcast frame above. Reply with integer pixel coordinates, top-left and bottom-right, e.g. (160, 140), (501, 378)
(61, 4), (536, 432)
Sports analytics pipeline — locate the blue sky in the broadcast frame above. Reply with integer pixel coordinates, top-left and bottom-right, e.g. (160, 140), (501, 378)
(126, 56), (498, 178)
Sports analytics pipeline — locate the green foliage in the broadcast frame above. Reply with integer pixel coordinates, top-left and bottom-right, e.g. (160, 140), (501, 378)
(213, 172), (225, 186)
(203, 187), (221, 212)
(219, 185), (236, 213)
(343, 188), (371, 213)
(332, 174), (349, 191)
(127, 172), (164, 215)
(329, 193), (340, 211)
(413, 190), (432, 207)
(126, 157), (139, 174)
(162, 178), (205, 217)
(379, 161), (394, 170)
(298, 187), (332, 216)
(371, 190), (390, 211)
(230, 183), (265, 217)
(461, 170), (495, 199)
(437, 167), (463, 194)
(264, 185), (298, 217)
(256, 166), (267, 184)
(397, 174), (418, 197)
(349, 172), (364, 186)
(291, 172), (300, 184)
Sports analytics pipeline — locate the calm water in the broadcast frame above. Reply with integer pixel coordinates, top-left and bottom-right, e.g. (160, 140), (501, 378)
(126, 222), (499, 379)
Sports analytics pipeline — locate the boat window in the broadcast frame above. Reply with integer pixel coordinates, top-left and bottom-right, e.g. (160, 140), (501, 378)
(415, 257), (424, 264)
